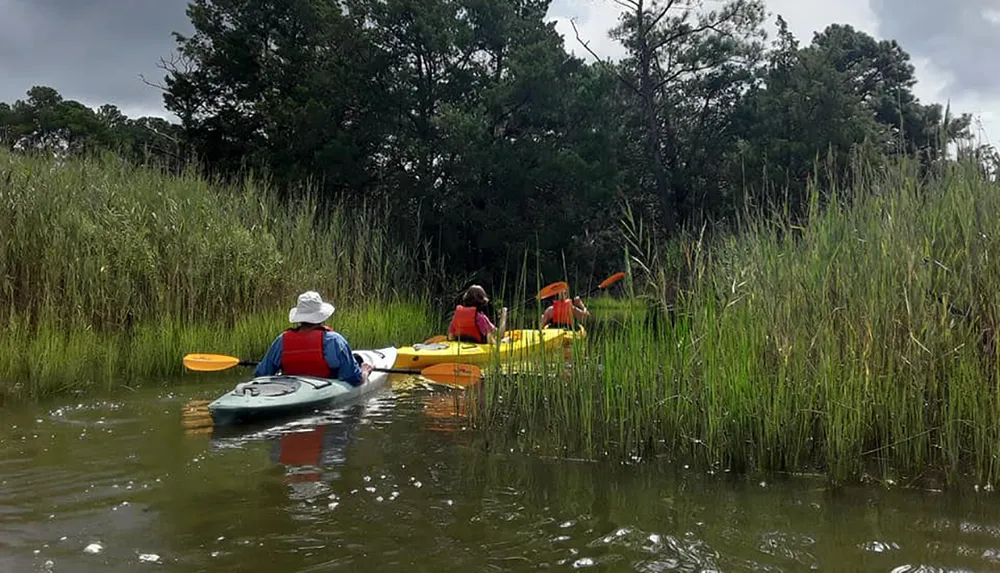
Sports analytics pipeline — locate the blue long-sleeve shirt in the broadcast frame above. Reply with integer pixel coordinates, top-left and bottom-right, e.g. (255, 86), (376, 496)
(253, 330), (363, 385)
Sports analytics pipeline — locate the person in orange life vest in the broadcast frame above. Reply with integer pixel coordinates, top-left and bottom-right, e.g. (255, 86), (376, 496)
(253, 291), (372, 385)
(541, 289), (590, 329)
(448, 285), (507, 343)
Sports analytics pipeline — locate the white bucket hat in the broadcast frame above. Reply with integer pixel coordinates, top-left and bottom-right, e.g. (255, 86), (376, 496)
(288, 291), (335, 324)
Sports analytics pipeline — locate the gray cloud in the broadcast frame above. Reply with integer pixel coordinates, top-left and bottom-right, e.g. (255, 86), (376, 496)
(0, 0), (192, 116)
(870, 0), (1000, 96)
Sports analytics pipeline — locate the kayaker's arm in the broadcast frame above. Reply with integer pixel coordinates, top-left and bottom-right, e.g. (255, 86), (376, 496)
(477, 312), (499, 344)
(572, 297), (591, 321)
(539, 305), (554, 329)
(324, 331), (364, 386)
(497, 307), (508, 340)
(254, 336), (284, 377)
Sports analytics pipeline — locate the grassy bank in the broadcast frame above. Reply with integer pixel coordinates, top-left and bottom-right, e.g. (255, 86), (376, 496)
(0, 149), (436, 402)
(0, 301), (435, 402)
(474, 157), (1000, 486)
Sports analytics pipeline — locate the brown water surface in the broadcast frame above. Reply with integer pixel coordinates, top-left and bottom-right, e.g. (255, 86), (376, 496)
(2, 376), (1000, 571)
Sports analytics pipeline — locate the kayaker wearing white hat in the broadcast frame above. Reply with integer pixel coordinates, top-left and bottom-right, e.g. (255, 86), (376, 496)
(253, 291), (371, 385)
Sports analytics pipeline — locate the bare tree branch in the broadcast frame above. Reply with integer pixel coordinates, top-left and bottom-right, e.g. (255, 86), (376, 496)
(648, 0), (679, 30)
(139, 121), (180, 145)
(569, 17), (640, 95)
(138, 74), (167, 93)
(648, 11), (739, 55)
(570, 17), (610, 66)
(611, 0), (639, 11)
(155, 53), (196, 80)
(151, 53), (210, 119)
(653, 61), (723, 92)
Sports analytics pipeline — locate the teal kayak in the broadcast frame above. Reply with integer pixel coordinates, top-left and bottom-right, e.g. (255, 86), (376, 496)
(207, 347), (398, 426)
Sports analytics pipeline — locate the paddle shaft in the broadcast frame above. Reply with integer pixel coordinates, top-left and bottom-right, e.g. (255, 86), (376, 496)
(581, 283), (611, 298)
(233, 360), (424, 376)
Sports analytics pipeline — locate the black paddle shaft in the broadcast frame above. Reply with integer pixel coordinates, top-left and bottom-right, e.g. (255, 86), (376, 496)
(235, 359), (420, 376)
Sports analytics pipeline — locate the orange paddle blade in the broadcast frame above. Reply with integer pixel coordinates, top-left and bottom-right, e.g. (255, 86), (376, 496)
(599, 272), (626, 289)
(183, 353), (241, 372)
(420, 363), (483, 387)
(537, 281), (569, 300)
(423, 335), (448, 344)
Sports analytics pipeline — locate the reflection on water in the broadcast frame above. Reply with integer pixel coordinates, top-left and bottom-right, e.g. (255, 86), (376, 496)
(4, 380), (1000, 571)
(211, 402), (369, 489)
(181, 399), (213, 436)
(270, 421), (351, 484)
(422, 390), (470, 435)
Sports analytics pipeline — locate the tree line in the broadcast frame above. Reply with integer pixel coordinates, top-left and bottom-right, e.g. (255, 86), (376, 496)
(2, 0), (997, 286)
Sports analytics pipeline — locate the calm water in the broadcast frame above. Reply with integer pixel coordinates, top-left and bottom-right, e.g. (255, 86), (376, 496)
(3, 374), (1000, 572)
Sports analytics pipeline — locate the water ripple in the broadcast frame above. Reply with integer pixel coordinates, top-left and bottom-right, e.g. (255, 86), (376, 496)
(5, 386), (1000, 571)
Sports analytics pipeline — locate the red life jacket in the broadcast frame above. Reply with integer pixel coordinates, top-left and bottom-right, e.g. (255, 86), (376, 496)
(449, 305), (485, 342)
(551, 299), (574, 327)
(281, 325), (333, 377)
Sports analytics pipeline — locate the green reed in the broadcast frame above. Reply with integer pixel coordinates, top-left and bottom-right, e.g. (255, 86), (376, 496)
(0, 300), (434, 403)
(0, 149), (435, 402)
(472, 156), (1000, 486)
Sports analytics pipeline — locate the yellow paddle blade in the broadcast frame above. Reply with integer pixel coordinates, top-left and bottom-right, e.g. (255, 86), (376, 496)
(537, 281), (569, 300)
(599, 272), (626, 289)
(423, 335), (448, 344)
(183, 353), (242, 372)
(420, 363), (483, 387)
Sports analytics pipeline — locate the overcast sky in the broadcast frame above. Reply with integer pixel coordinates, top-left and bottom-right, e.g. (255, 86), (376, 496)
(1, 0), (996, 145)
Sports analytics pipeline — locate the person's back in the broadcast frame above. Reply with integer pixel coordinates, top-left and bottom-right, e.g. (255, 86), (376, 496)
(448, 285), (505, 343)
(541, 291), (590, 329)
(449, 304), (488, 342)
(550, 298), (575, 328)
(255, 291), (371, 386)
(280, 324), (336, 377)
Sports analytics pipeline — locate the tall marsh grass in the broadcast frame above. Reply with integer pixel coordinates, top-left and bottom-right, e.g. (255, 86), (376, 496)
(473, 157), (1000, 485)
(0, 149), (436, 402)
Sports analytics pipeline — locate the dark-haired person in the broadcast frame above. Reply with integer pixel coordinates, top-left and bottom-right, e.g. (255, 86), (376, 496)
(448, 285), (506, 343)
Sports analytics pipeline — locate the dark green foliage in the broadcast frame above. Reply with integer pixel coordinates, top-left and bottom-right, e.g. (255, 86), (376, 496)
(0, 86), (182, 166)
(734, 18), (973, 216)
(607, 0), (768, 233)
(163, 0), (388, 193)
(0, 1), (986, 287)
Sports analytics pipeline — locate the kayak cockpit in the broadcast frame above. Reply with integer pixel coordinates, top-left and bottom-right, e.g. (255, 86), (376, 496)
(232, 376), (333, 397)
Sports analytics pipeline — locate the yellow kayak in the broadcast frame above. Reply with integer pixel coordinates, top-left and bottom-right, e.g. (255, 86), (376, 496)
(393, 328), (581, 369)
(562, 324), (587, 343)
